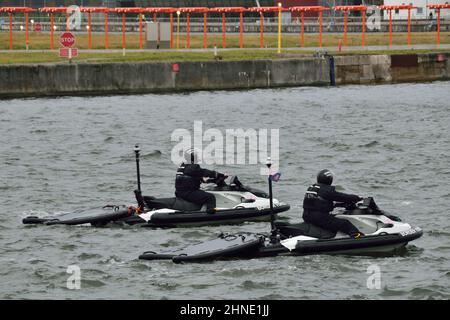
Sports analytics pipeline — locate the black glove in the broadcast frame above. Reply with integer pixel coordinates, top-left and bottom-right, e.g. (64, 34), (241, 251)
(216, 172), (226, 179)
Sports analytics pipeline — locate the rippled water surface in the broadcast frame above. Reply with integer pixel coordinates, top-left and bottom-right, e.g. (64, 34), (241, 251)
(1, 82), (449, 299)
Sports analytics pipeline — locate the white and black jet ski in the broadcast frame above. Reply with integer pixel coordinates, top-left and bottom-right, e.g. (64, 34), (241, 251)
(119, 145), (289, 227)
(122, 175), (290, 227)
(22, 177), (289, 228)
(139, 198), (422, 262)
(256, 197), (423, 256)
(23, 146), (289, 227)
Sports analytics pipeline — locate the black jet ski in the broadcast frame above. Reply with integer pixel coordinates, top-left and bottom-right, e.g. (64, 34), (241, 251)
(120, 175), (290, 227)
(138, 198), (423, 262)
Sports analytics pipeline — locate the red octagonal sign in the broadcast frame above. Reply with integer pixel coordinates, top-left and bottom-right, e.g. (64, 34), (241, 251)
(60, 32), (75, 48)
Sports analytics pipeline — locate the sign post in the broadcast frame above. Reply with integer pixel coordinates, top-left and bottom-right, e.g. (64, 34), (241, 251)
(59, 32), (78, 61)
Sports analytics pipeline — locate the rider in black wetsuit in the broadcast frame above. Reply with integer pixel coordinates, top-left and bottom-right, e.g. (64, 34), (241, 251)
(175, 148), (226, 214)
(302, 169), (364, 238)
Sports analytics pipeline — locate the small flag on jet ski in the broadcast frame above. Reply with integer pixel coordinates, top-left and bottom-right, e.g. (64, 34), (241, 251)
(270, 172), (281, 182)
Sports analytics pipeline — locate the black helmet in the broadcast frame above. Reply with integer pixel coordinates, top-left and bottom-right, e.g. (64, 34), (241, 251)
(317, 169), (334, 185)
(183, 148), (199, 164)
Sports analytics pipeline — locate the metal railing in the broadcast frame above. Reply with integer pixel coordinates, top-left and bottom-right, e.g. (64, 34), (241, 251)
(1, 15), (449, 33)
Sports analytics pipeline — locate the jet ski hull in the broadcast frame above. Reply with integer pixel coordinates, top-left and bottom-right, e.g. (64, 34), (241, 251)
(122, 204), (291, 228)
(22, 205), (131, 226)
(256, 227), (423, 257)
(139, 233), (264, 263)
(138, 228), (423, 262)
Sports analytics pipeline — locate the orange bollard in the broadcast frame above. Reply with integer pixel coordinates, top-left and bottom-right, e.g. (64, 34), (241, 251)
(187, 13), (190, 49)
(104, 12), (109, 49)
(170, 13), (173, 49)
(9, 13), (13, 50)
(203, 12), (207, 49)
(88, 12), (92, 49)
(389, 10), (393, 47)
(260, 13), (264, 48)
(319, 11), (323, 48)
(338, 39), (342, 52)
(239, 12), (243, 49)
(25, 12), (29, 50)
(222, 13), (226, 48)
(50, 13), (54, 50)
(362, 10), (366, 47)
(301, 12), (304, 47)
(343, 11), (348, 47)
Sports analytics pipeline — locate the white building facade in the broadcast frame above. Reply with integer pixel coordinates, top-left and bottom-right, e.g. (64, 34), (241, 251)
(382, 0), (450, 20)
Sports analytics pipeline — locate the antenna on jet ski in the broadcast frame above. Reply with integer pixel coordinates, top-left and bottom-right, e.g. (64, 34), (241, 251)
(134, 144), (141, 192)
(266, 157), (278, 243)
(133, 144), (146, 211)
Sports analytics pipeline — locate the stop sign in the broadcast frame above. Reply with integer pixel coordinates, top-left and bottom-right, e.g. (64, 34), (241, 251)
(34, 23), (42, 32)
(60, 32), (75, 48)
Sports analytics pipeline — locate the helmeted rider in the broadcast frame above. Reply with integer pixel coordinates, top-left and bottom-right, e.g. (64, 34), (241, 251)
(175, 148), (226, 214)
(302, 169), (364, 238)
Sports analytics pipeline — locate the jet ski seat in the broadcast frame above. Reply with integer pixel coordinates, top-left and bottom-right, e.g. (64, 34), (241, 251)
(275, 221), (336, 239)
(143, 196), (203, 212)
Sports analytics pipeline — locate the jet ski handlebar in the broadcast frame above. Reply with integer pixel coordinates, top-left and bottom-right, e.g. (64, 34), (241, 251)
(205, 174), (229, 186)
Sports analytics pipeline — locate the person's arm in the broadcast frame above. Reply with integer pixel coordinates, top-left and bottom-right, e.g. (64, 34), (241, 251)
(184, 164), (220, 179)
(320, 187), (361, 204)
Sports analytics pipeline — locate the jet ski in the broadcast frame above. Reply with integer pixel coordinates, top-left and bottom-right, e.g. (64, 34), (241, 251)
(23, 146), (289, 228)
(139, 198), (423, 262)
(21, 176), (289, 228)
(120, 175), (290, 227)
(256, 197), (423, 257)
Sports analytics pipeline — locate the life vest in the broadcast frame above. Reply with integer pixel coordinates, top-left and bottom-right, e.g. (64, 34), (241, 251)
(175, 163), (202, 191)
(302, 183), (334, 213)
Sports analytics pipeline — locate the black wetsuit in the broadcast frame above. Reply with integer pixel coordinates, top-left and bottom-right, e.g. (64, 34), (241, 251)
(175, 163), (221, 210)
(302, 183), (362, 235)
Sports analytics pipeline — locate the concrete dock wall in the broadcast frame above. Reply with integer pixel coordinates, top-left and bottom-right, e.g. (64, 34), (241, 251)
(0, 53), (449, 98)
(0, 58), (330, 98)
(334, 53), (450, 85)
